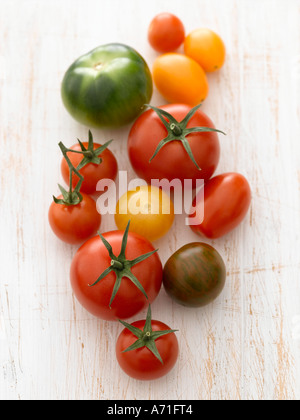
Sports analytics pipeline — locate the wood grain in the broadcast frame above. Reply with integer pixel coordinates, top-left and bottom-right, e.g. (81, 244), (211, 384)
(0, 0), (299, 400)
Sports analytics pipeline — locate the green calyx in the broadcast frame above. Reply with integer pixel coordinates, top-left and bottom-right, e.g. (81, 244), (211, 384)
(53, 131), (113, 206)
(89, 221), (158, 308)
(66, 130), (113, 171)
(119, 305), (178, 364)
(147, 103), (226, 171)
(53, 142), (84, 206)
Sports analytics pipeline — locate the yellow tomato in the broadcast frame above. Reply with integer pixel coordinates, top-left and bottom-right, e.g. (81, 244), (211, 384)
(115, 185), (175, 242)
(184, 28), (226, 73)
(153, 53), (209, 106)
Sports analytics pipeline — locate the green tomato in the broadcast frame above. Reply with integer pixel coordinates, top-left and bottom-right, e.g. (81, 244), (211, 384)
(163, 243), (226, 307)
(61, 43), (153, 128)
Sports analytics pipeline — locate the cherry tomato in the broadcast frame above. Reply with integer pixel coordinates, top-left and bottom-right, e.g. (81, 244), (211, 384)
(163, 243), (226, 307)
(70, 227), (163, 321)
(153, 53), (209, 106)
(115, 185), (175, 242)
(184, 28), (226, 73)
(61, 141), (118, 195)
(128, 104), (221, 186)
(190, 173), (252, 239)
(148, 13), (185, 53)
(116, 308), (179, 381)
(48, 193), (101, 245)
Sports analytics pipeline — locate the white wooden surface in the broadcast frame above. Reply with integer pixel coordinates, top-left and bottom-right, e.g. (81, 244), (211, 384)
(0, 0), (300, 401)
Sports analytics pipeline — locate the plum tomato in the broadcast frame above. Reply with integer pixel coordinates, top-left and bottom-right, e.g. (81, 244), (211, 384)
(190, 173), (252, 239)
(184, 28), (226, 73)
(153, 53), (209, 106)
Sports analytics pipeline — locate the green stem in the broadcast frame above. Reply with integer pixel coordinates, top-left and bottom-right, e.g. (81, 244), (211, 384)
(143, 331), (152, 340)
(66, 149), (94, 159)
(170, 123), (182, 136)
(111, 260), (124, 270)
(53, 142), (84, 206)
(90, 221), (159, 307)
(147, 104), (226, 171)
(119, 305), (178, 364)
(68, 169), (74, 204)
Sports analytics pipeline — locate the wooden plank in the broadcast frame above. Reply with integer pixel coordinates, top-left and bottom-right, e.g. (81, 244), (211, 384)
(0, 0), (299, 400)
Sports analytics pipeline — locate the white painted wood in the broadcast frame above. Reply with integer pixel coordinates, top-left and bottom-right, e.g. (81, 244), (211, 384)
(0, 0), (299, 400)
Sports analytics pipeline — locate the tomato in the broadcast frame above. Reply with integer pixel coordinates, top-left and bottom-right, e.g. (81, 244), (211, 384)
(148, 13), (185, 53)
(184, 28), (226, 73)
(128, 103), (223, 186)
(70, 224), (163, 321)
(190, 173), (252, 239)
(61, 135), (118, 195)
(115, 185), (175, 242)
(116, 306), (179, 380)
(163, 243), (226, 307)
(153, 53), (209, 106)
(48, 193), (101, 245)
(61, 43), (153, 128)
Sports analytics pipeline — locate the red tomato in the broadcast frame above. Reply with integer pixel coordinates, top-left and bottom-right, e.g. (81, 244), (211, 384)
(148, 13), (185, 53)
(70, 230), (163, 321)
(61, 142), (118, 195)
(190, 173), (252, 239)
(116, 319), (179, 380)
(48, 193), (101, 245)
(128, 104), (221, 186)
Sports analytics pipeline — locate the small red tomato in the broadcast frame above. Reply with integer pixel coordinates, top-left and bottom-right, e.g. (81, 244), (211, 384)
(190, 173), (252, 239)
(148, 13), (185, 53)
(61, 133), (118, 195)
(116, 306), (179, 380)
(48, 193), (101, 245)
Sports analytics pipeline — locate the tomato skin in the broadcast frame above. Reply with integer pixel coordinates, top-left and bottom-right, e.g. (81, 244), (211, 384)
(70, 231), (163, 321)
(190, 173), (252, 239)
(48, 193), (101, 245)
(148, 13), (185, 53)
(184, 28), (226, 73)
(163, 243), (226, 307)
(116, 320), (179, 380)
(153, 53), (209, 106)
(61, 43), (153, 128)
(61, 142), (118, 195)
(128, 104), (220, 185)
(115, 185), (175, 242)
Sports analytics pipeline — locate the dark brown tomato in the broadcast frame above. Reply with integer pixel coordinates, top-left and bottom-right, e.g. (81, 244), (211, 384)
(163, 242), (226, 307)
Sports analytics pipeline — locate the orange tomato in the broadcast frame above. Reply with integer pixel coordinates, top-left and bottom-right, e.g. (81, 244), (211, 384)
(153, 53), (209, 106)
(184, 28), (226, 73)
(148, 13), (185, 53)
